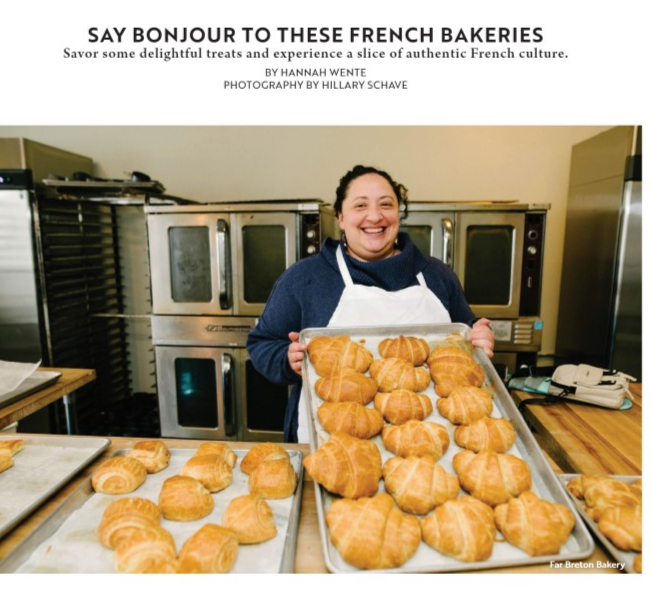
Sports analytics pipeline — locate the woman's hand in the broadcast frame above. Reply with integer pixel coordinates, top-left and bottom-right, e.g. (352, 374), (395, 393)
(466, 318), (495, 358)
(288, 331), (307, 376)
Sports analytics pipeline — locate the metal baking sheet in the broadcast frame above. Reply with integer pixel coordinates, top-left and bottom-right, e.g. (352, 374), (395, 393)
(0, 447), (304, 573)
(0, 371), (62, 409)
(300, 323), (595, 573)
(0, 434), (109, 540)
(558, 474), (641, 574)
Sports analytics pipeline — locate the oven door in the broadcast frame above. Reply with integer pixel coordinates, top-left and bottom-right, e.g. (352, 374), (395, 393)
(155, 345), (239, 440)
(400, 212), (455, 266)
(233, 212), (297, 316)
(455, 212), (524, 319)
(147, 213), (234, 315)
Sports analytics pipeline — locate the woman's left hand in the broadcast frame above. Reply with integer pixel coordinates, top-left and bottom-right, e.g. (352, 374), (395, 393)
(466, 318), (495, 358)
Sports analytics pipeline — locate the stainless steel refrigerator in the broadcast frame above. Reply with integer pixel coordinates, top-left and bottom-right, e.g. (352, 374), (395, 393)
(556, 126), (642, 379)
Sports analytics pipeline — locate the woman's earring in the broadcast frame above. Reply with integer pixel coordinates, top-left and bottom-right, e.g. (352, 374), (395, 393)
(340, 232), (348, 249)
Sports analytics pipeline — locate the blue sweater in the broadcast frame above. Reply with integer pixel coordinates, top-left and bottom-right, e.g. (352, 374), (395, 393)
(246, 232), (475, 440)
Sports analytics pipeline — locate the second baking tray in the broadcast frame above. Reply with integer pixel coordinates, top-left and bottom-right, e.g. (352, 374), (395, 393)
(0, 447), (304, 573)
(300, 323), (595, 573)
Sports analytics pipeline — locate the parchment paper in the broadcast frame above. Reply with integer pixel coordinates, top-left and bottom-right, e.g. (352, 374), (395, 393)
(0, 360), (41, 396)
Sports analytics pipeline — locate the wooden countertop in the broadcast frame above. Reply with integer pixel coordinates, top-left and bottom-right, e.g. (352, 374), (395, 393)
(0, 436), (633, 574)
(0, 368), (96, 431)
(509, 383), (642, 475)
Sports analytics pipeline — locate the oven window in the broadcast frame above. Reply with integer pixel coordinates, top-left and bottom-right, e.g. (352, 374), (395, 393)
(402, 225), (432, 257)
(175, 358), (218, 428)
(169, 227), (212, 302)
(242, 225), (286, 304)
(245, 360), (288, 431)
(464, 225), (512, 305)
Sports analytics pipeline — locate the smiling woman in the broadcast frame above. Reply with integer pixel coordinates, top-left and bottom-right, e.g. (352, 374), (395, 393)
(246, 164), (496, 443)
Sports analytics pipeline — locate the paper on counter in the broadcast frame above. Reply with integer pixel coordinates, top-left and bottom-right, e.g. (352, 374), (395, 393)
(0, 360), (41, 396)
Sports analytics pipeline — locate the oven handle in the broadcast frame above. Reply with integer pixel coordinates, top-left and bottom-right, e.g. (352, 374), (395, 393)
(222, 352), (236, 437)
(441, 217), (454, 267)
(217, 219), (232, 310)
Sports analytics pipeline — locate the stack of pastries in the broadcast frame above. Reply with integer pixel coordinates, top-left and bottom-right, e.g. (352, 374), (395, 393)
(88, 440), (298, 573)
(303, 333), (577, 571)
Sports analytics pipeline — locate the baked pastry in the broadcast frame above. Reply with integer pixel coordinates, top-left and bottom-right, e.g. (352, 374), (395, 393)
(180, 453), (233, 493)
(222, 494), (277, 544)
(633, 554), (642, 573)
(317, 401), (384, 439)
(91, 456), (147, 495)
(98, 497), (161, 549)
(307, 335), (373, 377)
(0, 453), (14, 474)
(383, 455), (460, 515)
(303, 432), (382, 499)
(381, 420), (450, 460)
(597, 504), (642, 551)
(248, 457), (298, 499)
(374, 389), (433, 424)
(326, 493), (421, 570)
(178, 523), (239, 573)
(378, 336), (430, 366)
(113, 525), (177, 573)
(494, 491), (575, 556)
(567, 475), (642, 521)
(194, 442), (238, 469)
(142, 559), (185, 573)
(420, 496), (496, 562)
(454, 417), (516, 453)
(126, 440), (171, 474)
(314, 368), (378, 405)
(453, 450), (532, 506)
(369, 357), (431, 392)
(437, 386), (493, 425)
(0, 439), (25, 456)
(158, 475), (214, 521)
(240, 442), (289, 475)
(427, 346), (484, 397)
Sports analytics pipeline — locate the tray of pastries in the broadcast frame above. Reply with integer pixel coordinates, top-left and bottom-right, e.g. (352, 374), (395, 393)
(299, 323), (595, 573)
(0, 443), (303, 573)
(0, 434), (110, 540)
(559, 474), (642, 573)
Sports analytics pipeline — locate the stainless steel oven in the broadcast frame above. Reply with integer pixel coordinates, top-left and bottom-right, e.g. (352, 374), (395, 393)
(146, 200), (337, 440)
(401, 202), (548, 375)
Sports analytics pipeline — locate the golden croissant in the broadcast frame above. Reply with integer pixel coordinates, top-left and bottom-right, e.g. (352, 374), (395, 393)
(383, 455), (460, 515)
(179, 453), (233, 493)
(420, 496), (496, 562)
(91, 456), (147, 495)
(598, 504), (642, 552)
(494, 491), (575, 556)
(326, 493), (421, 570)
(427, 346), (484, 397)
(374, 389), (433, 425)
(567, 475), (642, 521)
(369, 357), (431, 392)
(453, 450), (532, 506)
(317, 401), (384, 439)
(178, 524), (239, 573)
(158, 475), (214, 521)
(98, 497), (161, 549)
(381, 420), (450, 460)
(113, 525), (177, 574)
(454, 417), (516, 453)
(222, 494), (277, 544)
(437, 386), (493, 425)
(240, 442), (289, 475)
(248, 457), (298, 499)
(126, 440), (170, 474)
(307, 335), (373, 377)
(194, 442), (238, 469)
(378, 336), (430, 365)
(303, 432), (382, 499)
(315, 368), (379, 404)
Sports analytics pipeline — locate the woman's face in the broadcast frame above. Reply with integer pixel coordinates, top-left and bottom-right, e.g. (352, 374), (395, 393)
(338, 173), (400, 262)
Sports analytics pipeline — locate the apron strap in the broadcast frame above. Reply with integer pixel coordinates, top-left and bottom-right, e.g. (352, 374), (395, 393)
(416, 272), (427, 287)
(336, 245), (355, 287)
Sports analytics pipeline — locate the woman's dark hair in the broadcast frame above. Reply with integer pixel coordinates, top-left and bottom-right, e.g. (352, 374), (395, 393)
(334, 165), (409, 220)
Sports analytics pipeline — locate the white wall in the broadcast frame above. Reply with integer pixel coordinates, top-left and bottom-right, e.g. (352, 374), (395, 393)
(0, 125), (611, 355)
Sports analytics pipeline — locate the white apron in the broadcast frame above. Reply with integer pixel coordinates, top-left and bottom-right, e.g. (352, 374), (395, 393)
(297, 245), (451, 442)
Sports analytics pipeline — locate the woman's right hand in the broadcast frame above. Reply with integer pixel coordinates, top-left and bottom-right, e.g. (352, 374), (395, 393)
(288, 331), (307, 376)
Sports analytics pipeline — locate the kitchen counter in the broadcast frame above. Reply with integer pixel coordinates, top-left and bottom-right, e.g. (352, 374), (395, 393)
(0, 368), (96, 431)
(0, 435), (636, 574)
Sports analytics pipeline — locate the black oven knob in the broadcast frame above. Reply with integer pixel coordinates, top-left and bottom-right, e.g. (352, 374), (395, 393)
(528, 229), (539, 241)
(527, 245), (537, 256)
